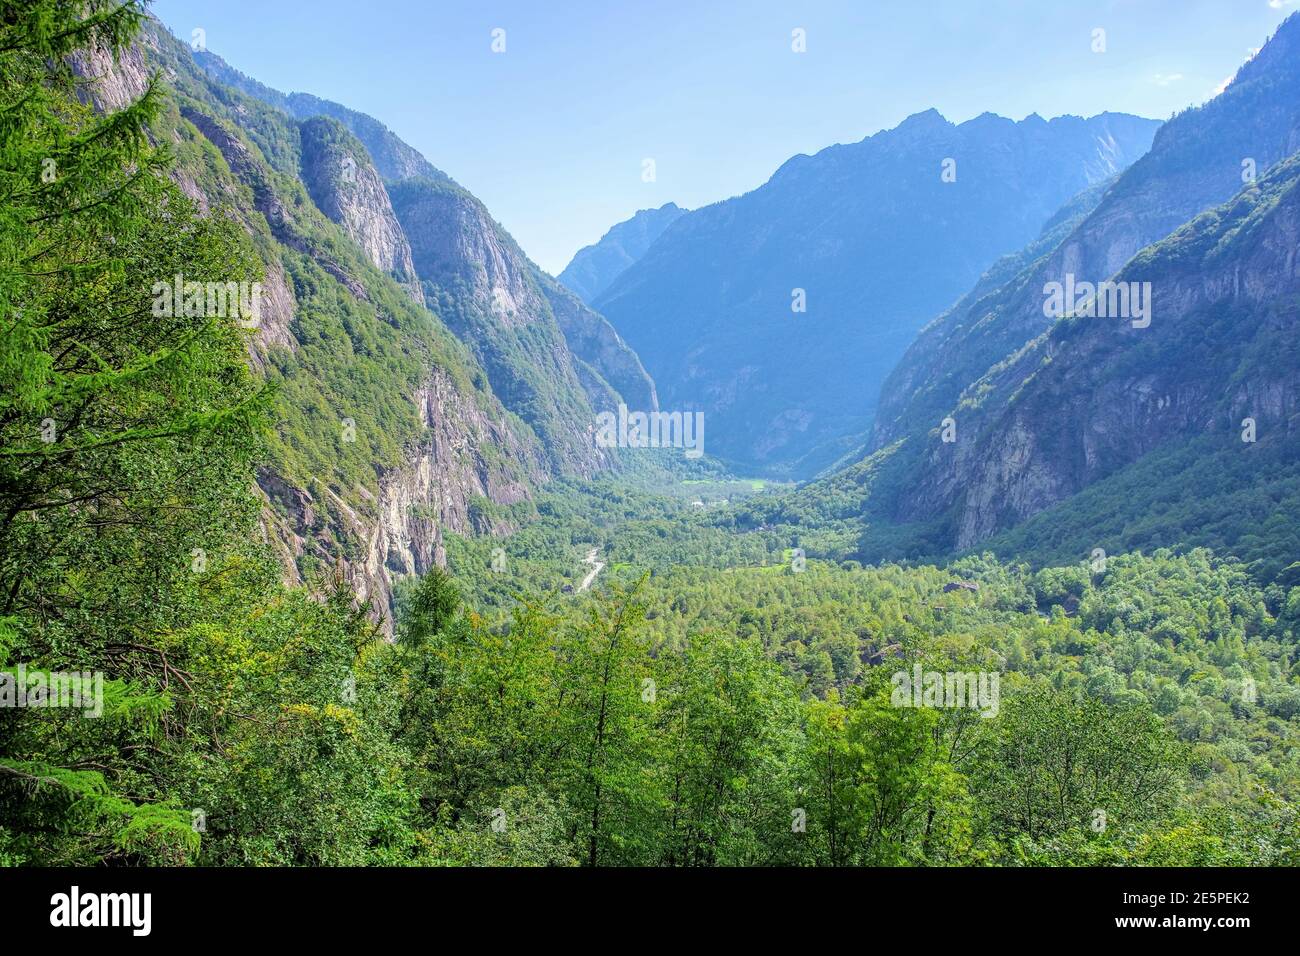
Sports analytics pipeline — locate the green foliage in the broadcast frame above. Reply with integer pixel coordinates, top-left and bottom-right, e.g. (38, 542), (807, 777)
(3, 1), (1297, 871)
(0, 0), (267, 864)
(429, 474), (1300, 865)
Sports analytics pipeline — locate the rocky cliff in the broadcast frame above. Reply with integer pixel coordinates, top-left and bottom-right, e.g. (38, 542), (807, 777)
(873, 14), (1300, 455)
(388, 177), (615, 476)
(259, 366), (541, 612)
(298, 116), (424, 304)
(905, 151), (1300, 551)
(76, 19), (558, 626)
(190, 45), (656, 480)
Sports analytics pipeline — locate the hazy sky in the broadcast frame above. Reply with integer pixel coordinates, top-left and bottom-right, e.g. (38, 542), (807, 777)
(151, 0), (1295, 274)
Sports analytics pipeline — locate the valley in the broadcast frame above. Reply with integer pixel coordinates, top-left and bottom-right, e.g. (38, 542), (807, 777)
(2, 0), (1299, 876)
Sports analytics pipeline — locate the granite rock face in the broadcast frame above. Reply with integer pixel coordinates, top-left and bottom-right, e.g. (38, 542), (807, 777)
(903, 161), (1300, 549)
(390, 176), (658, 476)
(298, 117), (424, 304)
(76, 21), (560, 628)
(863, 14), (1300, 551)
(259, 367), (543, 614)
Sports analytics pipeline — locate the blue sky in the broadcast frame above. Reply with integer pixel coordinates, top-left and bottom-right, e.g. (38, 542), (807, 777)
(152, 0), (1295, 274)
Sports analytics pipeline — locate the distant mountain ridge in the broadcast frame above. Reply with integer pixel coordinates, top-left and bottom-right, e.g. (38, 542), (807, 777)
(192, 49), (452, 183)
(559, 202), (687, 303)
(593, 108), (1162, 478)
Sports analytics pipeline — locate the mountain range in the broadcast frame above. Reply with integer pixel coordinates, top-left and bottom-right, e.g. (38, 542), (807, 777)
(753, 11), (1300, 583)
(15, 0), (1300, 873)
(588, 109), (1162, 477)
(74, 9), (1300, 614)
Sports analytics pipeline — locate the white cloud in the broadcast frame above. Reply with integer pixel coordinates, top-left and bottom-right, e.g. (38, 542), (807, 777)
(1269, 0), (1298, 10)
(1152, 72), (1185, 86)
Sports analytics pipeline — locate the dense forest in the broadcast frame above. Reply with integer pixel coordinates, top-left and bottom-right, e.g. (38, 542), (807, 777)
(2, 2), (1298, 870)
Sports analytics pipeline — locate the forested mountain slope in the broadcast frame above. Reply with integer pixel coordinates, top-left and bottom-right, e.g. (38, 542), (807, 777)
(62, 19), (665, 617)
(907, 151), (1300, 564)
(386, 175), (649, 474)
(193, 44), (657, 460)
(71, 21), (558, 615)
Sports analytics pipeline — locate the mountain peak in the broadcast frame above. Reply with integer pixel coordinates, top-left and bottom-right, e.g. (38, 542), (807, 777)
(896, 107), (952, 132)
(560, 202), (689, 303)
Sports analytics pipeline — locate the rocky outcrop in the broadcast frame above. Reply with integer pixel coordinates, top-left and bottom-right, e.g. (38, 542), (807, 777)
(69, 32), (152, 113)
(390, 176), (617, 477)
(298, 117), (424, 304)
(259, 367), (543, 617)
(178, 105), (289, 229)
(366, 370), (538, 573)
(390, 178), (655, 419)
(903, 154), (1300, 549)
(392, 178), (547, 327)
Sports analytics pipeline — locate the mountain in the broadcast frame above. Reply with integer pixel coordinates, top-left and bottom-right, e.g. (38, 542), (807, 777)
(69, 19), (654, 620)
(192, 49), (451, 183)
(867, 175), (1117, 449)
(914, 149), (1300, 573)
(559, 202), (687, 303)
(297, 116), (425, 304)
(873, 19), (1300, 454)
(593, 110), (1161, 478)
(388, 175), (625, 475)
(193, 47), (656, 474)
(536, 271), (659, 412)
(779, 12), (1300, 580)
